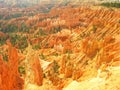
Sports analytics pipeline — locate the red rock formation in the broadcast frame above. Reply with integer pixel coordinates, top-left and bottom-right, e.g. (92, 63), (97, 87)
(59, 55), (66, 74)
(0, 43), (24, 90)
(64, 62), (73, 78)
(31, 55), (43, 86)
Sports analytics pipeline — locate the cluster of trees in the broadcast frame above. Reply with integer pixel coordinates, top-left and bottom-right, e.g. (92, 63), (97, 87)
(0, 34), (28, 50)
(0, 23), (30, 33)
(0, 36), (7, 45)
(9, 34), (28, 50)
(101, 2), (120, 8)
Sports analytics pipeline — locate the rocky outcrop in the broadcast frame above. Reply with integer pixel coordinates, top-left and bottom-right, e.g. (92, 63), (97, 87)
(0, 43), (24, 90)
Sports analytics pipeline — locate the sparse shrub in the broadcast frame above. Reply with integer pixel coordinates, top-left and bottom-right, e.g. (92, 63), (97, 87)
(32, 44), (41, 50)
(65, 49), (73, 54)
(3, 54), (8, 62)
(39, 28), (47, 36)
(118, 19), (120, 23)
(92, 25), (97, 33)
(39, 53), (45, 59)
(18, 66), (26, 75)
(53, 60), (60, 73)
